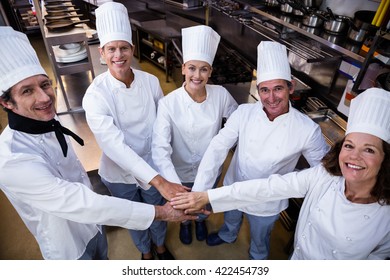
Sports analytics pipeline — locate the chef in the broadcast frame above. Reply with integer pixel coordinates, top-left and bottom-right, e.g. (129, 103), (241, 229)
(81, 2), (188, 260)
(152, 25), (238, 245)
(191, 41), (329, 259)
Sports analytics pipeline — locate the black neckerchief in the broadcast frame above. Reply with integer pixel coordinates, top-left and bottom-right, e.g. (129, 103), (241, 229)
(7, 110), (84, 157)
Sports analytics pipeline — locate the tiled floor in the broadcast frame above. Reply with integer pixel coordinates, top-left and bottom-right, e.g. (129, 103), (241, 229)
(0, 34), (293, 260)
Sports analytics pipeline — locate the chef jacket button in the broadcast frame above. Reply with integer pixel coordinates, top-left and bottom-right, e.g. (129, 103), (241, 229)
(316, 207), (320, 211)
(346, 236), (352, 241)
(332, 250), (337, 254)
(39, 140), (44, 144)
(364, 215), (370, 220)
(308, 222), (312, 226)
(296, 246), (300, 250)
(302, 234), (306, 239)
(56, 162), (60, 165)
(81, 174), (85, 178)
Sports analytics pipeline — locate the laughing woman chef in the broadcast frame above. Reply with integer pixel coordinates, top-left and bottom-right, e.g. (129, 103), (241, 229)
(172, 88), (390, 259)
(152, 25), (238, 245)
(82, 2), (187, 260)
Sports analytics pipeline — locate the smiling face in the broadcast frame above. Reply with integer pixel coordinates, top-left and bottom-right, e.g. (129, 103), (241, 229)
(100, 40), (134, 83)
(182, 60), (212, 94)
(0, 75), (56, 121)
(339, 132), (385, 190)
(257, 79), (295, 121)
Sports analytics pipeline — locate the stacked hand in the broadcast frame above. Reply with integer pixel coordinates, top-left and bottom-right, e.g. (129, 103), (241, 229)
(150, 175), (191, 201)
(170, 191), (210, 214)
(155, 202), (199, 222)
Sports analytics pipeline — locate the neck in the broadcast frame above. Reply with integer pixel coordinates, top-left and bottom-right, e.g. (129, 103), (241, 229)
(344, 181), (376, 204)
(184, 85), (206, 103)
(111, 68), (134, 88)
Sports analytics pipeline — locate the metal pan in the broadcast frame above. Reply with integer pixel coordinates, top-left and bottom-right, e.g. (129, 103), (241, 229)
(46, 8), (80, 14)
(45, 19), (89, 32)
(45, 13), (83, 20)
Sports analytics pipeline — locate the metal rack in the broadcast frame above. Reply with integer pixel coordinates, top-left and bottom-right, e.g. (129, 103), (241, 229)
(32, 0), (95, 115)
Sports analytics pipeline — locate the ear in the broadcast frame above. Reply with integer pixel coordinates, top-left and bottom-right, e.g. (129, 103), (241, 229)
(181, 63), (186, 75)
(0, 98), (15, 111)
(289, 80), (296, 95)
(98, 47), (104, 56)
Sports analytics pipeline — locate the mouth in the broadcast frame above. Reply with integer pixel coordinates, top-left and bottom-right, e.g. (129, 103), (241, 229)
(267, 100), (281, 108)
(35, 102), (53, 111)
(346, 163), (365, 170)
(113, 60), (126, 65)
(191, 79), (203, 85)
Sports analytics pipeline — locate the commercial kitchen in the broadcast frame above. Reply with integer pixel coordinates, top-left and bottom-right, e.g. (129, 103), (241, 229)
(0, 0), (389, 259)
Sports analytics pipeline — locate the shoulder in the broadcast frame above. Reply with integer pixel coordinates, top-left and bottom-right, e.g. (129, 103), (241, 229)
(159, 87), (183, 104)
(290, 107), (319, 128)
(134, 69), (159, 83)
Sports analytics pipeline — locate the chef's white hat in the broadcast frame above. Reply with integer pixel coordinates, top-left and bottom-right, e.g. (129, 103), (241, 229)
(257, 41), (291, 85)
(0, 26), (47, 96)
(95, 1), (133, 48)
(182, 25), (220, 66)
(346, 88), (390, 143)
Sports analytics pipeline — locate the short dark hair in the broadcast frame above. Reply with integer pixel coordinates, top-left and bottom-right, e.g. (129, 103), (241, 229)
(322, 137), (390, 205)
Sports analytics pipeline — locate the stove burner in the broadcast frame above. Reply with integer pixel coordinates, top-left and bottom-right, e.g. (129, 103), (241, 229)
(210, 43), (253, 85)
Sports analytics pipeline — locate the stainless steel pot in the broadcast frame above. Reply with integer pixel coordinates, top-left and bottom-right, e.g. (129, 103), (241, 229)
(323, 15), (351, 34)
(301, 25), (321, 35)
(280, 3), (293, 14)
(265, 0), (280, 7)
(347, 10), (378, 43)
(322, 32), (344, 44)
(347, 28), (366, 42)
(302, 11), (326, 27)
(293, 8), (304, 16)
(302, 0), (323, 7)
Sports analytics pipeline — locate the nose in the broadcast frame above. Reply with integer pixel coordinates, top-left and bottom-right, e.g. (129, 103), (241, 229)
(349, 148), (362, 160)
(36, 87), (51, 102)
(114, 48), (122, 57)
(268, 91), (276, 102)
(194, 69), (201, 78)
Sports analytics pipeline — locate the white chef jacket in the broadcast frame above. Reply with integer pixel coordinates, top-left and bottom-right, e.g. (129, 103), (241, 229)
(152, 84), (238, 184)
(82, 69), (163, 188)
(193, 101), (329, 216)
(0, 124), (155, 260)
(208, 164), (390, 259)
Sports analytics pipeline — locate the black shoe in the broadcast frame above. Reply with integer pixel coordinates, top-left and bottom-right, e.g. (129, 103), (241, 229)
(141, 253), (154, 260)
(179, 223), (192, 245)
(155, 248), (175, 260)
(195, 221), (207, 241)
(206, 232), (228, 246)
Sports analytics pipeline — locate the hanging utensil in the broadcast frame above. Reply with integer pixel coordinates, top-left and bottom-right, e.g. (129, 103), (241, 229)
(326, 7), (337, 20)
